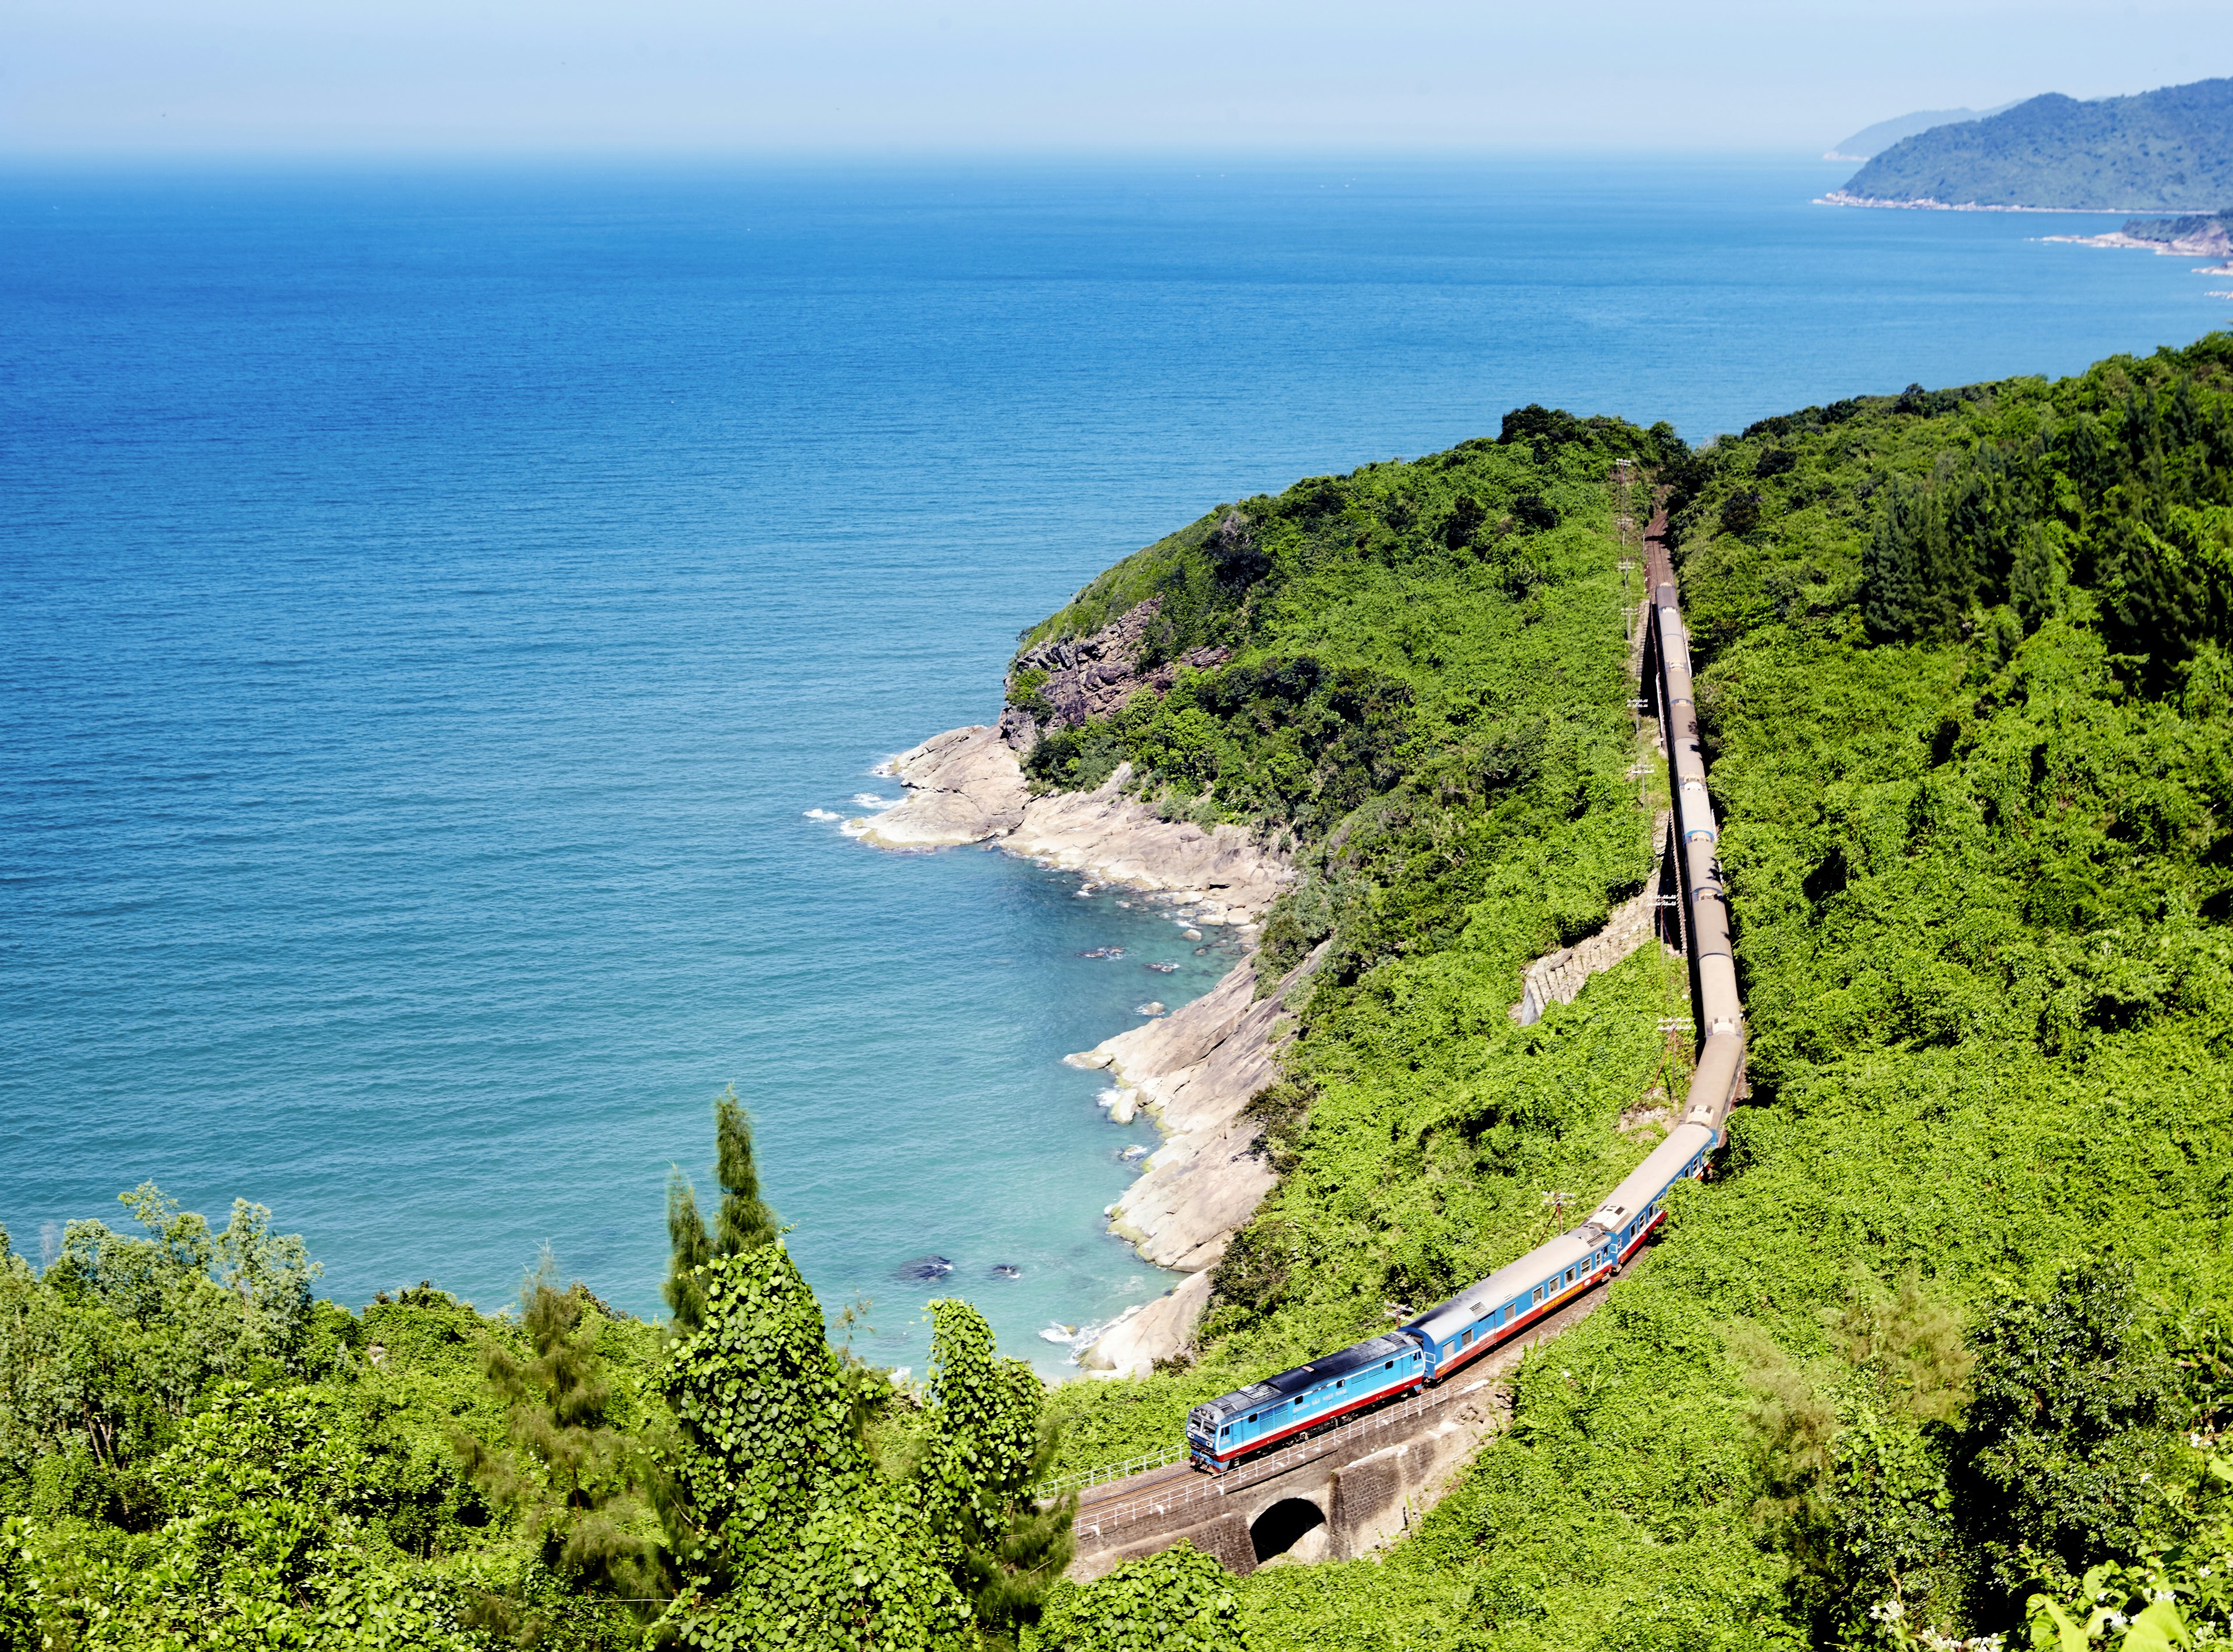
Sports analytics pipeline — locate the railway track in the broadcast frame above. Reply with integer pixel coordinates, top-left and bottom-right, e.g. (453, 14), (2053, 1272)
(1066, 499), (1744, 1550)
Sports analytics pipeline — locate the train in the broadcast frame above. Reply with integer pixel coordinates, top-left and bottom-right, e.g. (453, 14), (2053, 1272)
(1186, 535), (1747, 1476)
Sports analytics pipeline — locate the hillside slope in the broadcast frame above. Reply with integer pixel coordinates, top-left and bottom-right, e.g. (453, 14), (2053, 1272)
(1838, 77), (2233, 209)
(1042, 338), (2233, 1650)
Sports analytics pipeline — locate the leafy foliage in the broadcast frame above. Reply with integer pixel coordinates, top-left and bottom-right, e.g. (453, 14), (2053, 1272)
(1031, 1543), (1244, 1652)
(460, 1259), (668, 1643)
(651, 1247), (967, 1651)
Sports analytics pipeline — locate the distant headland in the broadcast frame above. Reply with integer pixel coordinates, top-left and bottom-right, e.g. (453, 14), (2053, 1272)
(1822, 75), (2233, 212)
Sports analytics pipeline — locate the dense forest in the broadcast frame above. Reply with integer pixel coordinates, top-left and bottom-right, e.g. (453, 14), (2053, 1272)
(1838, 75), (2233, 208)
(9, 336), (2233, 1649)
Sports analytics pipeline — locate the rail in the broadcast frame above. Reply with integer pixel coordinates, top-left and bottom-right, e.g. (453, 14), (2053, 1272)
(1068, 501), (1748, 1547)
(1043, 1443), (1188, 1497)
(1071, 1377), (1497, 1538)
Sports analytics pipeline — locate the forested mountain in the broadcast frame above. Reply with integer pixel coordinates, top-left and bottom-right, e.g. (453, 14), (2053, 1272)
(9, 338), (2233, 1650)
(1838, 76), (2233, 209)
(1825, 102), (2019, 163)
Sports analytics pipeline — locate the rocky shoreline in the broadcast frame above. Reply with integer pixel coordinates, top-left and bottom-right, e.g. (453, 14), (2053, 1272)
(853, 713), (1678, 1379)
(852, 718), (1297, 1377)
(855, 726), (1291, 929)
(1815, 189), (2129, 213)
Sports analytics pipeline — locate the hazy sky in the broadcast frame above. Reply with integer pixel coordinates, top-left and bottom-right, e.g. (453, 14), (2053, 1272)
(6, 0), (2230, 158)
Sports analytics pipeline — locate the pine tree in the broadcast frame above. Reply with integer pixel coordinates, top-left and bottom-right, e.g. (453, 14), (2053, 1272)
(664, 1087), (781, 1333)
(459, 1255), (668, 1645)
(711, 1089), (780, 1254)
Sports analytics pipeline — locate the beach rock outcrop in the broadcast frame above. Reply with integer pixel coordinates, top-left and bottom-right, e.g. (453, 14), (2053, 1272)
(998, 600), (1228, 751)
(1005, 765), (1287, 928)
(1066, 941), (1328, 1376)
(853, 725), (1028, 848)
(1074, 1271), (1213, 1380)
(859, 734), (1291, 928)
(1076, 943), (1322, 1272)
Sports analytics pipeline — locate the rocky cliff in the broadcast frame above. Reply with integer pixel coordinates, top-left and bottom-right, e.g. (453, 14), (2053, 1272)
(997, 597), (1228, 751)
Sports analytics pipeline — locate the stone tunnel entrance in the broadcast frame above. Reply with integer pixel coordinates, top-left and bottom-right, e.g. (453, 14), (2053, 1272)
(1250, 1497), (1328, 1565)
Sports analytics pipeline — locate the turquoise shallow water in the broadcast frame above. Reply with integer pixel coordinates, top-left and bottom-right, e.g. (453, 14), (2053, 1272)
(1, 158), (2223, 1370)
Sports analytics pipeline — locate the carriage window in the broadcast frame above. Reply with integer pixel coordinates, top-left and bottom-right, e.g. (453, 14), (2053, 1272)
(1247, 1413), (1258, 1423)
(1336, 1379), (1346, 1390)
(1383, 1360), (1394, 1369)
(1533, 1285), (1544, 1304)
(1461, 1329), (1474, 1348)
(1565, 1267), (1576, 1286)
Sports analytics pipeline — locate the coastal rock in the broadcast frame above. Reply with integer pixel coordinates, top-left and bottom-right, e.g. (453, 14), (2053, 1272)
(1075, 1271), (1213, 1380)
(1078, 945), (1309, 1137)
(1107, 1119), (1277, 1273)
(1004, 764), (1289, 926)
(859, 734), (1290, 929)
(997, 600), (1229, 751)
(855, 726), (1028, 848)
(1078, 935), (1326, 1302)
(1069, 944), (1326, 1375)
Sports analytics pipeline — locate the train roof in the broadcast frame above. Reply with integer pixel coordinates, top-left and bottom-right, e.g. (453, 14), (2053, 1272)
(1190, 1332), (1418, 1425)
(1585, 1119), (1715, 1234)
(1404, 1227), (1601, 1344)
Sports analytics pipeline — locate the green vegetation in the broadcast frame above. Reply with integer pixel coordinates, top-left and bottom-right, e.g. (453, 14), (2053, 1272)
(1839, 76), (2233, 208)
(2118, 212), (2233, 247)
(1030, 339), (2233, 1651)
(13, 341), (2233, 1649)
(0, 1104), (1225, 1650)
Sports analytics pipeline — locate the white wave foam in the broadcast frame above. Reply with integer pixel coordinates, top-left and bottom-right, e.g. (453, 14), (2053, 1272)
(852, 792), (898, 810)
(803, 808), (843, 822)
(839, 817), (872, 839)
(1062, 1314), (1122, 1360)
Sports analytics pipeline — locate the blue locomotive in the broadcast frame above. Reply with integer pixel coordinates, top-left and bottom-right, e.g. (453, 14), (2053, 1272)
(1186, 542), (1746, 1476)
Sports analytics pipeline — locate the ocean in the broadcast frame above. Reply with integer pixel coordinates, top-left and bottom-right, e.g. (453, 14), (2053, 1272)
(2, 156), (2221, 1371)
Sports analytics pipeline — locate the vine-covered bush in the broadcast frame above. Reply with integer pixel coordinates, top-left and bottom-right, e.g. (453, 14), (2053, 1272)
(1030, 1543), (1243, 1652)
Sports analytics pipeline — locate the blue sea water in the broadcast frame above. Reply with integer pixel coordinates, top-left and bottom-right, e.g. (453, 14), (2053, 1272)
(2, 156), (2224, 1370)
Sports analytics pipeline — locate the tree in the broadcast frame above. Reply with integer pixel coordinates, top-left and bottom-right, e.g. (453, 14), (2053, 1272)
(1029, 1544), (1243, 1652)
(650, 1248), (966, 1652)
(0, 1185), (323, 1523)
(665, 1089), (780, 1334)
(912, 1301), (1074, 1647)
(1951, 1259), (2174, 1616)
(458, 1256), (666, 1646)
